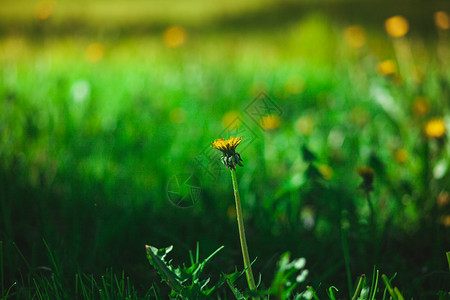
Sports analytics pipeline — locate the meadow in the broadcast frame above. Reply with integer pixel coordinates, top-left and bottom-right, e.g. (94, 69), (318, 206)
(0, 0), (449, 298)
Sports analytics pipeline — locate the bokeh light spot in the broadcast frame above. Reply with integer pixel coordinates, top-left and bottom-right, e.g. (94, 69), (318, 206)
(169, 107), (186, 124)
(343, 25), (367, 48)
(394, 149), (408, 163)
(412, 97), (429, 116)
(35, 0), (54, 20)
(86, 43), (105, 63)
(285, 75), (305, 95)
(163, 26), (187, 48)
(222, 111), (241, 129)
(434, 11), (450, 30)
(385, 15), (409, 38)
(260, 114), (281, 130)
(377, 59), (397, 76)
(424, 117), (446, 138)
(70, 80), (91, 103)
(437, 192), (449, 207)
(295, 116), (315, 136)
(350, 106), (369, 126)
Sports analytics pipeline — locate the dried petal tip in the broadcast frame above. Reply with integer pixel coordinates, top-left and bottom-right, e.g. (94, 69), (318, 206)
(211, 137), (244, 170)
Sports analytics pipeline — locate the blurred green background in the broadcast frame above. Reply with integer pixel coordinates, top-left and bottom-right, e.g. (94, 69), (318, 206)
(1, 0), (449, 298)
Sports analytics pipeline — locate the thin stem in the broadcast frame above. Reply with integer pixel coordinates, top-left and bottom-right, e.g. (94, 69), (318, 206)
(230, 169), (258, 298)
(366, 191), (376, 234)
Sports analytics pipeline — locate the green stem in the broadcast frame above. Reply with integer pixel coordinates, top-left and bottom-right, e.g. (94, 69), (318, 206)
(230, 169), (258, 299)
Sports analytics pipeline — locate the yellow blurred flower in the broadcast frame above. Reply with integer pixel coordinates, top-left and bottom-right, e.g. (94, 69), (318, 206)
(385, 15), (409, 38)
(295, 116), (315, 136)
(424, 117), (446, 138)
(169, 107), (186, 124)
(85, 43), (105, 63)
(210, 137), (243, 170)
(260, 114), (281, 131)
(35, 0), (54, 20)
(163, 26), (187, 48)
(437, 192), (449, 207)
(394, 149), (408, 163)
(343, 25), (367, 48)
(318, 165), (333, 180)
(441, 215), (450, 227)
(412, 97), (429, 116)
(350, 106), (369, 126)
(434, 11), (450, 30)
(377, 60), (397, 76)
(285, 76), (305, 95)
(222, 111), (241, 129)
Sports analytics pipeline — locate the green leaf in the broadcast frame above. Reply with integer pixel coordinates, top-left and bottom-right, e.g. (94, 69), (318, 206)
(145, 245), (183, 292)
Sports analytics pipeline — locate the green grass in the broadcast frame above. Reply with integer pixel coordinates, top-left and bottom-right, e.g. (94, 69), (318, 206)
(1, 2), (450, 299)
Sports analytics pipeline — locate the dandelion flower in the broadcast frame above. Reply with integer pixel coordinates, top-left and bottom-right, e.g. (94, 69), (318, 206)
(434, 11), (450, 30)
(343, 25), (367, 48)
(260, 114), (281, 131)
(211, 137), (243, 170)
(394, 149), (408, 163)
(385, 15), (409, 38)
(424, 118), (446, 138)
(377, 60), (397, 76)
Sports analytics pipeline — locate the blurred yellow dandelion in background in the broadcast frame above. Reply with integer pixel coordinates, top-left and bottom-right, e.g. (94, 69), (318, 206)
(385, 15), (409, 38)
(163, 26), (187, 48)
(350, 106), (369, 126)
(35, 0), (54, 20)
(85, 43), (105, 63)
(437, 192), (449, 207)
(295, 116), (315, 136)
(222, 111), (241, 129)
(412, 97), (429, 116)
(169, 107), (186, 124)
(318, 165), (333, 179)
(394, 149), (408, 163)
(377, 59), (397, 76)
(441, 215), (450, 227)
(285, 75), (305, 95)
(434, 11), (450, 30)
(260, 114), (281, 130)
(424, 117), (446, 138)
(343, 25), (367, 48)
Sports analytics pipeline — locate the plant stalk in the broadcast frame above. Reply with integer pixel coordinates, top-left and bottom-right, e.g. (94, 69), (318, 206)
(230, 169), (258, 299)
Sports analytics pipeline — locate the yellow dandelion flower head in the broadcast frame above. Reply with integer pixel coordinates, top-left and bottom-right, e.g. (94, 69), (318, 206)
(211, 136), (242, 153)
(163, 26), (187, 48)
(222, 111), (241, 130)
(377, 60), (397, 76)
(211, 137), (243, 170)
(343, 25), (367, 48)
(424, 117), (446, 138)
(260, 114), (281, 131)
(394, 149), (408, 163)
(385, 15), (409, 38)
(86, 43), (105, 63)
(412, 97), (429, 116)
(434, 11), (450, 30)
(437, 192), (449, 207)
(35, 0), (55, 20)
